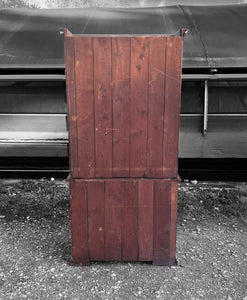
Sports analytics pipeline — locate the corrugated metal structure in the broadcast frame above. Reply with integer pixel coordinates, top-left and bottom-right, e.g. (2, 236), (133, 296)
(0, 4), (246, 163)
(1, 5), (247, 68)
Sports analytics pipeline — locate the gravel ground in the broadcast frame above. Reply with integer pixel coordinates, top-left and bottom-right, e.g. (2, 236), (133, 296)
(0, 179), (246, 300)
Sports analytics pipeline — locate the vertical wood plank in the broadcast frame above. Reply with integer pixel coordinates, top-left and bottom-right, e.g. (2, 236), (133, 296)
(169, 180), (178, 265)
(163, 37), (183, 178)
(64, 36), (79, 178)
(94, 37), (113, 177)
(153, 180), (171, 265)
(70, 180), (89, 265)
(112, 37), (130, 177)
(105, 181), (122, 260)
(147, 37), (166, 177)
(87, 181), (105, 261)
(74, 37), (95, 178)
(130, 37), (149, 177)
(121, 180), (138, 261)
(138, 180), (153, 261)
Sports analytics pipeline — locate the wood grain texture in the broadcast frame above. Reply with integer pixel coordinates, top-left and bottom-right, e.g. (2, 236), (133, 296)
(93, 37), (113, 177)
(112, 37), (130, 177)
(130, 37), (149, 177)
(70, 178), (178, 265)
(121, 180), (138, 261)
(69, 180), (89, 265)
(65, 35), (183, 178)
(138, 180), (153, 261)
(147, 37), (166, 177)
(169, 180), (178, 265)
(74, 37), (95, 178)
(64, 36), (79, 177)
(87, 181), (105, 261)
(65, 33), (184, 266)
(153, 180), (172, 266)
(163, 37), (183, 178)
(105, 181), (122, 261)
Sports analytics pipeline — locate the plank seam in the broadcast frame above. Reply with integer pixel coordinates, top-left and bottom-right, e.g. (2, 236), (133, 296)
(120, 182), (123, 260)
(103, 180), (106, 261)
(129, 37), (132, 178)
(146, 38), (150, 177)
(86, 182), (90, 261)
(137, 180), (139, 261)
(92, 37), (96, 177)
(111, 37), (113, 178)
(73, 37), (79, 178)
(162, 38), (168, 178)
(152, 180), (155, 262)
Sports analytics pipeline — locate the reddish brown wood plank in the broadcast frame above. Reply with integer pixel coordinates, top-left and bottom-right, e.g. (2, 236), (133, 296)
(87, 181), (105, 261)
(153, 180), (172, 266)
(93, 37), (113, 177)
(105, 181), (122, 261)
(147, 37), (166, 177)
(112, 37), (130, 177)
(74, 37), (95, 178)
(138, 180), (153, 261)
(130, 37), (149, 177)
(163, 37), (183, 178)
(169, 180), (178, 265)
(70, 180), (89, 265)
(121, 180), (138, 261)
(64, 36), (79, 178)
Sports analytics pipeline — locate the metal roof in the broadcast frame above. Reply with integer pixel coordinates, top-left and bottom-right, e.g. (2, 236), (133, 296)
(0, 4), (247, 69)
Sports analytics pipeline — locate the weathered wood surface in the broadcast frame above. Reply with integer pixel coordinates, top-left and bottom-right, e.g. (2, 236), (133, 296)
(87, 181), (105, 261)
(65, 31), (183, 266)
(69, 178), (178, 265)
(64, 32), (79, 177)
(130, 37), (149, 177)
(64, 33), (183, 178)
(138, 180), (153, 261)
(163, 37), (183, 177)
(153, 180), (178, 266)
(112, 37), (130, 177)
(94, 37), (113, 178)
(147, 37), (166, 177)
(69, 180), (89, 265)
(74, 36), (95, 178)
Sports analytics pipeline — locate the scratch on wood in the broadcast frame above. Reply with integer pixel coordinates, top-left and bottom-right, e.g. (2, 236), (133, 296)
(149, 67), (165, 93)
(110, 79), (129, 86)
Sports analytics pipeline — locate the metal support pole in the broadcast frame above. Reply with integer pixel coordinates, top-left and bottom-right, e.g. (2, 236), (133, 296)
(203, 80), (208, 136)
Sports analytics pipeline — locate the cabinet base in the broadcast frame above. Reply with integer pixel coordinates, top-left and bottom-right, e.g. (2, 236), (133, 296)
(69, 178), (178, 266)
